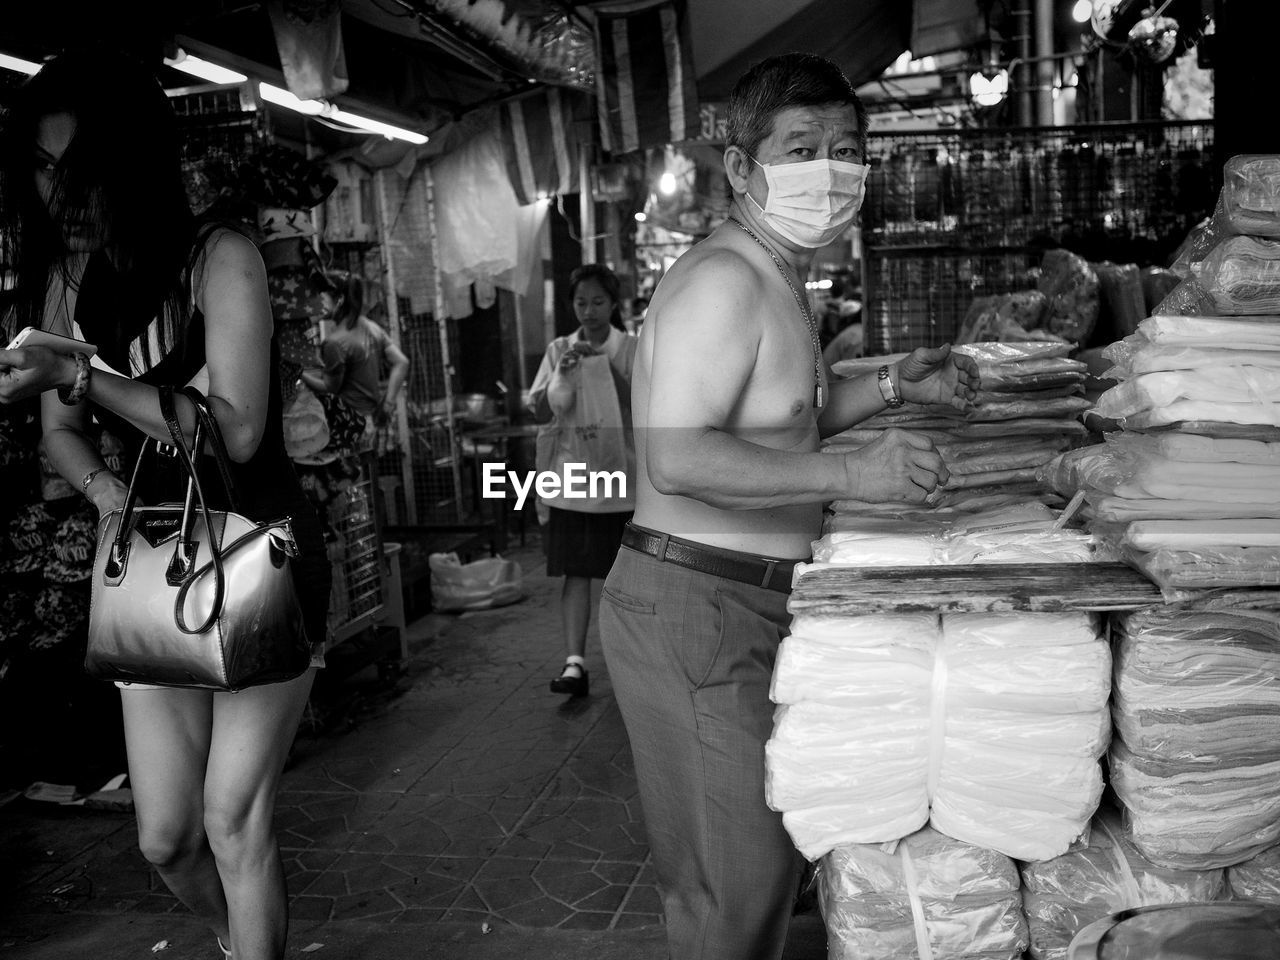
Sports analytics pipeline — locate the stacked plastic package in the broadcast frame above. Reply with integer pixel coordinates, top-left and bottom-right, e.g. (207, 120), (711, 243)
(1230, 846), (1280, 903)
(1036, 157), (1280, 596)
(828, 343), (1090, 516)
(1020, 807), (1227, 960)
(1107, 608), (1280, 873)
(819, 827), (1028, 960)
(1162, 155), (1280, 313)
(766, 610), (1110, 863)
(813, 501), (1110, 566)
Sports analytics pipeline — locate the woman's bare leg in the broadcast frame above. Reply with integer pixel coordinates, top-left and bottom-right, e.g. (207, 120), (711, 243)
(120, 687), (230, 944)
(204, 668), (315, 960)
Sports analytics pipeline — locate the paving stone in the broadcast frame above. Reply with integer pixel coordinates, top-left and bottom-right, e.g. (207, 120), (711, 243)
(275, 791), (401, 851)
(0, 536), (824, 955)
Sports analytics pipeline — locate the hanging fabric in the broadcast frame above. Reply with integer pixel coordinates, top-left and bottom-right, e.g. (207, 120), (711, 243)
(266, 0), (349, 101)
(499, 88), (589, 205)
(592, 0), (701, 155)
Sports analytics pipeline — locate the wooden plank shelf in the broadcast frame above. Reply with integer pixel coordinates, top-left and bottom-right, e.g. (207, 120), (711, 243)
(789, 563), (1164, 615)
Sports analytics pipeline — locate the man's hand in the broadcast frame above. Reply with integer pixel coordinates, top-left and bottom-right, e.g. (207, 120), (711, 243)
(896, 344), (980, 412)
(842, 427), (949, 503)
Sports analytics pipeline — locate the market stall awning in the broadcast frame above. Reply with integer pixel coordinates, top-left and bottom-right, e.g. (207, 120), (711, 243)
(2, 0), (946, 162)
(688, 0), (912, 101)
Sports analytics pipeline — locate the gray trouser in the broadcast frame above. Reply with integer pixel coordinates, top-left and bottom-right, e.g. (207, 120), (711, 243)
(600, 546), (802, 960)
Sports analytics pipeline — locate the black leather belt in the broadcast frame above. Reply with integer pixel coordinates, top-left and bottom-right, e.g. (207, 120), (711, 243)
(620, 523), (798, 593)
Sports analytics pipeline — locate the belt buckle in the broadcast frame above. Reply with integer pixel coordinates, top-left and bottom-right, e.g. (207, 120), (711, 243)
(759, 559), (777, 589)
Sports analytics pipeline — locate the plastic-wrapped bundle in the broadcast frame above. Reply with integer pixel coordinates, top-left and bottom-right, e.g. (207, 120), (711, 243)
(766, 611), (1109, 861)
(1094, 367), (1280, 423)
(1038, 249), (1101, 342)
(1095, 262), (1148, 340)
(1145, 314), (1280, 345)
(1190, 235), (1280, 314)
(1107, 432), (1280, 466)
(1088, 495), (1280, 523)
(1123, 519), (1280, 550)
(955, 291), (1063, 345)
(1020, 807), (1227, 960)
(1130, 545), (1280, 593)
(820, 826), (1028, 960)
(1101, 343), (1280, 378)
(811, 527), (945, 565)
(1229, 844), (1280, 903)
(1140, 267), (1182, 313)
(1110, 609), (1280, 869)
(1223, 155), (1280, 236)
(1151, 276), (1217, 315)
(953, 341), (1089, 392)
(811, 503), (1107, 566)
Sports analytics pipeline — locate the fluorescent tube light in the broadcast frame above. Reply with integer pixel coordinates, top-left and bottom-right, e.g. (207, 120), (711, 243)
(329, 107), (429, 145)
(164, 52), (248, 85)
(259, 82), (326, 115)
(0, 52), (41, 76)
(260, 82), (427, 144)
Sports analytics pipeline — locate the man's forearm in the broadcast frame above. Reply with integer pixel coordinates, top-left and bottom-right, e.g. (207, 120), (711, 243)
(646, 427), (848, 509)
(816, 365), (895, 439)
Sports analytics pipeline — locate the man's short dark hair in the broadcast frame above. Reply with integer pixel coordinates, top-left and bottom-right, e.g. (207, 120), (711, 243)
(725, 53), (868, 158)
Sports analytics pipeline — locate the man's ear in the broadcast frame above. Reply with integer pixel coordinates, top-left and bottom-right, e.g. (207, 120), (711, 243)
(723, 145), (752, 195)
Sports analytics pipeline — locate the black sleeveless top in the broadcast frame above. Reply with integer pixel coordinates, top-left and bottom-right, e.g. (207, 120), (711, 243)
(75, 242), (315, 528)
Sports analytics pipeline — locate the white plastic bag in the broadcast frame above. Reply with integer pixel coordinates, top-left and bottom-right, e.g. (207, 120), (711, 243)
(428, 552), (523, 612)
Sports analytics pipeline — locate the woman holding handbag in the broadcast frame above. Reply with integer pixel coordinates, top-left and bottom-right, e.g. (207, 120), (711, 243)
(0, 51), (329, 960)
(528, 264), (637, 697)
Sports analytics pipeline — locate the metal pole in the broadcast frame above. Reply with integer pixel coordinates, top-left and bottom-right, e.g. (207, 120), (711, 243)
(424, 164), (465, 521)
(578, 140), (595, 264)
(1011, 0), (1034, 127)
(373, 168), (420, 524)
(1034, 0), (1056, 126)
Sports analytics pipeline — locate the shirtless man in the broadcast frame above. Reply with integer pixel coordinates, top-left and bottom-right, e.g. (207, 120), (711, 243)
(598, 54), (978, 960)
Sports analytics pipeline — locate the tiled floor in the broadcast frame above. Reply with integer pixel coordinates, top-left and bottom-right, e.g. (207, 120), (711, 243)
(0, 536), (826, 959)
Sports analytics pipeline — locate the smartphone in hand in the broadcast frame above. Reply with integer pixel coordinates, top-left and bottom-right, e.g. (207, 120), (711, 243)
(5, 326), (99, 356)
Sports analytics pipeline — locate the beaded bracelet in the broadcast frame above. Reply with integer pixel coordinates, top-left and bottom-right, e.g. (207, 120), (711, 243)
(58, 352), (92, 406)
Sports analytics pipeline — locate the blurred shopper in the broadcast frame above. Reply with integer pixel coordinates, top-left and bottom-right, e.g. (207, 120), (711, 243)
(0, 51), (329, 960)
(528, 264), (637, 697)
(300, 270), (410, 453)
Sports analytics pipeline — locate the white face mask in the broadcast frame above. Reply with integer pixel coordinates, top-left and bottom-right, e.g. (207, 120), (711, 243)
(745, 155), (869, 248)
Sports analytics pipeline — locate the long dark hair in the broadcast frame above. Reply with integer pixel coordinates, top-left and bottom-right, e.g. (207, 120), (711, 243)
(0, 50), (197, 355)
(325, 270), (364, 330)
(568, 262), (624, 331)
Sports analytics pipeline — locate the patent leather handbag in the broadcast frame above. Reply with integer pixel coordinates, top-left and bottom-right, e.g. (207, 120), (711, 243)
(85, 386), (310, 690)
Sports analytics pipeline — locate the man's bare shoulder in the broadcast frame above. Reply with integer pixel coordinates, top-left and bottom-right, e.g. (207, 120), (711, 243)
(649, 239), (768, 329)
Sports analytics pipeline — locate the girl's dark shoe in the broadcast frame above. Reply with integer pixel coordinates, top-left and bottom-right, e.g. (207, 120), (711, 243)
(550, 665), (589, 697)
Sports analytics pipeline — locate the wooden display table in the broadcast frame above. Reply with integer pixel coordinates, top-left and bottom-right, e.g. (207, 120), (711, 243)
(790, 563), (1280, 616)
(790, 563), (1162, 616)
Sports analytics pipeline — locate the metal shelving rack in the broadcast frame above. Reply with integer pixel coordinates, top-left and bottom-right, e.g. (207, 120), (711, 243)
(860, 120), (1217, 354)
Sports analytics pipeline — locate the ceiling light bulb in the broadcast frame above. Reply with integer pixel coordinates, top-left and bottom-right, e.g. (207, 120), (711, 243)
(969, 70), (1009, 107)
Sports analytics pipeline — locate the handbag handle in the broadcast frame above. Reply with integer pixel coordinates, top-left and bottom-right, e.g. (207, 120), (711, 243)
(105, 386), (209, 576)
(157, 386), (228, 635)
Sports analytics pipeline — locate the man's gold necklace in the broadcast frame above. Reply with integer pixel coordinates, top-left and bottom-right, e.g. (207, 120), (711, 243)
(727, 216), (824, 408)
